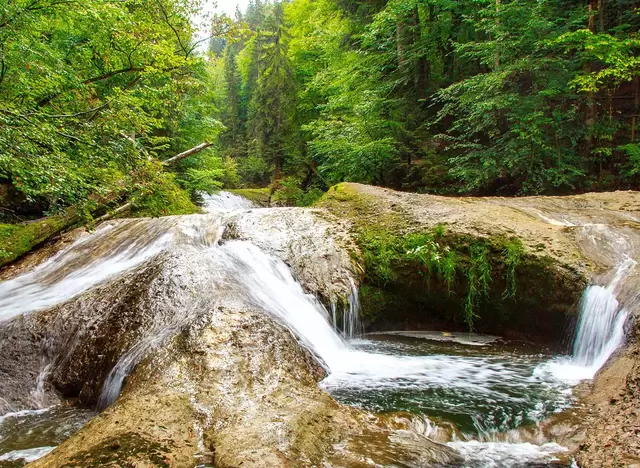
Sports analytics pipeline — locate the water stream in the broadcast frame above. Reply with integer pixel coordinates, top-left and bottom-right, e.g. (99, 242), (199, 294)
(0, 191), (635, 466)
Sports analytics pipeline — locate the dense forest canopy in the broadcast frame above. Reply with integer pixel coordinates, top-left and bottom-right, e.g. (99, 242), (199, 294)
(1, 0), (639, 219)
(212, 0), (640, 201)
(0, 0), (236, 219)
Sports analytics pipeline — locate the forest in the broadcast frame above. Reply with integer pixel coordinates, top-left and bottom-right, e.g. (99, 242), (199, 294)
(0, 0), (639, 219)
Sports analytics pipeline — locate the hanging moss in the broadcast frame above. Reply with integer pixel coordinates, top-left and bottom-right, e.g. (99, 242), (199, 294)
(503, 238), (524, 299)
(356, 224), (527, 331)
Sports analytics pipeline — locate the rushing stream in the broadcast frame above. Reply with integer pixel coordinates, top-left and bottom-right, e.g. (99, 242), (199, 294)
(0, 191), (635, 466)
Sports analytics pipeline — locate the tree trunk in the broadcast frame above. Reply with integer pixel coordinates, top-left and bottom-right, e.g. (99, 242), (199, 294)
(597, 0), (605, 32)
(162, 142), (212, 166)
(0, 191), (124, 269)
(396, 21), (406, 76)
(585, 0), (598, 169)
(1, 142), (211, 268)
(494, 0), (501, 69)
(588, 0), (596, 32)
(632, 76), (639, 143)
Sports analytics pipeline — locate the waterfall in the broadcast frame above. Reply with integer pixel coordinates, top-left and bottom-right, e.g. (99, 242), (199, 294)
(537, 230), (636, 383)
(329, 278), (363, 339)
(201, 191), (257, 211)
(571, 258), (635, 372)
(216, 240), (348, 370)
(0, 219), (173, 322)
(2, 191), (636, 467)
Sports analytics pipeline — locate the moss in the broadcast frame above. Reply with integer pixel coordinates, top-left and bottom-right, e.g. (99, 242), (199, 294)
(230, 188), (271, 207)
(0, 216), (69, 267)
(316, 183), (405, 232)
(357, 225), (530, 330)
(131, 173), (199, 218)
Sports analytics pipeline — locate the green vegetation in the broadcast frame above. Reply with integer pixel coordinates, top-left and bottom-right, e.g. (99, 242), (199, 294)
(0, 216), (69, 265)
(317, 183), (575, 336)
(0, 0), (236, 223)
(3, 0), (638, 222)
(230, 188), (272, 206)
(0, 0), (636, 289)
(201, 0), (640, 199)
(359, 227), (524, 329)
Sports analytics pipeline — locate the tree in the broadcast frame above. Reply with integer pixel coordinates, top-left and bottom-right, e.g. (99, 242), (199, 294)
(221, 45), (243, 150)
(0, 0), (206, 211)
(247, 3), (296, 181)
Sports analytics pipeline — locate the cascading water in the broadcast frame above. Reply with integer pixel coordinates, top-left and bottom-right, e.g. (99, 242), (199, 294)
(572, 260), (634, 368)
(329, 278), (363, 339)
(0, 191), (637, 467)
(533, 220), (637, 384)
(201, 190), (257, 211)
(0, 219), (173, 321)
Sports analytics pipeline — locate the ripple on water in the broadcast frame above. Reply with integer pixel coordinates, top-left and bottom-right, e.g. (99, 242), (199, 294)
(0, 406), (95, 466)
(322, 336), (576, 436)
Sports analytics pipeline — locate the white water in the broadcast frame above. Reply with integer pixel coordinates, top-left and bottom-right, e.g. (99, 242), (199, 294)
(446, 440), (567, 468)
(202, 190), (257, 212)
(0, 221), (172, 322)
(30, 364), (52, 408)
(0, 192), (635, 466)
(216, 240), (576, 441)
(539, 256), (635, 384)
(329, 279), (363, 338)
(0, 446), (54, 463)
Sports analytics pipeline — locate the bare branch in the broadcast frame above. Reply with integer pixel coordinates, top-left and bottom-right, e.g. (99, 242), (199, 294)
(162, 142), (212, 165)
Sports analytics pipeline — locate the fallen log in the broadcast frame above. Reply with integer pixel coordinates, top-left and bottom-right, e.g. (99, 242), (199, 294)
(0, 142), (210, 270)
(162, 142), (211, 166)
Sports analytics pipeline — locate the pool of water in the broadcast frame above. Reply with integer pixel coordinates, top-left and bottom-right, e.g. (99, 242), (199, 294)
(0, 407), (94, 467)
(322, 333), (576, 460)
(0, 334), (577, 467)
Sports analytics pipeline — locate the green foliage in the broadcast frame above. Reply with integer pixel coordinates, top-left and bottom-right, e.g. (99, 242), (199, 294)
(551, 29), (640, 93)
(0, 215), (70, 266)
(0, 0), (241, 225)
(503, 238), (524, 298)
(238, 153), (272, 185)
(272, 177), (325, 206)
(358, 225), (524, 330)
(178, 153), (239, 194)
(464, 244), (491, 329)
(210, 0), (640, 194)
(130, 172), (198, 218)
(9, 0), (638, 227)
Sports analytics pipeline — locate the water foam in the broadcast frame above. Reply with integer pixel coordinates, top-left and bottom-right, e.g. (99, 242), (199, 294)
(201, 191), (257, 212)
(537, 257), (635, 383)
(0, 446), (55, 463)
(0, 221), (172, 321)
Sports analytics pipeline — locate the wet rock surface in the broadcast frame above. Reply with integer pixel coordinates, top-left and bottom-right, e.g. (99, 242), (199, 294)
(319, 183), (640, 466)
(224, 207), (359, 303)
(2, 187), (640, 466)
(0, 211), (460, 467)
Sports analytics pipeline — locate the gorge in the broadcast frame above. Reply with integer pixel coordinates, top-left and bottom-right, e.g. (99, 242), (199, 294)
(0, 184), (639, 467)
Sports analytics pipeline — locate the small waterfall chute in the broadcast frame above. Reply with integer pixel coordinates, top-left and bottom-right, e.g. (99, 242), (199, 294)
(571, 258), (635, 371)
(201, 191), (257, 212)
(538, 257), (636, 382)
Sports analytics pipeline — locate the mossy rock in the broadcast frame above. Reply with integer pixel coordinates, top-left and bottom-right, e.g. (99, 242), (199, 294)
(230, 188), (271, 207)
(316, 183), (588, 344)
(0, 216), (71, 268)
